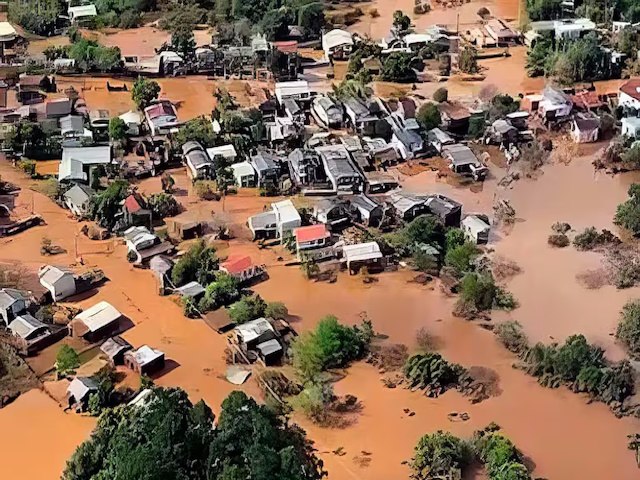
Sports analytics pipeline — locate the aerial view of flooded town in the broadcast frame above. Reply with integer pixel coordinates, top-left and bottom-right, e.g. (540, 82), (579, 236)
(3, 0), (640, 478)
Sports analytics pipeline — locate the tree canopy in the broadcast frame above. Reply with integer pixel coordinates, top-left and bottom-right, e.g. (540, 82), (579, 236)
(132, 77), (161, 110)
(614, 184), (640, 235)
(63, 388), (326, 480)
(411, 431), (471, 480)
(416, 103), (442, 131)
(171, 239), (219, 286)
(90, 180), (131, 230)
(617, 299), (640, 359)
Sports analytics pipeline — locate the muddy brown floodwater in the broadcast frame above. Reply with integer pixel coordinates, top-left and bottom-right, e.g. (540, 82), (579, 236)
(2, 142), (640, 479)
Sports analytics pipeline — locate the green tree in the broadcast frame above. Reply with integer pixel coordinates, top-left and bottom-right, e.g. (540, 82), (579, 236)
(171, 25), (196, 61)
(108, 117), (127, 142)
(617, 299), (640, 359)
(171, 239), (219, 286)
(381, 52), (419, 83)
(265, 301), (288, 319)
(458, 46), (479, 74)
(614, 184), (640, 235)
(56, 345), (80, 378)
(444, 242), (479, 277)
(147, 192), (180, 218)
(131, 76), (161, 110)
(297, 2), (324, 38)
(411, 431), (471, 480)
(525, 35), (554, 77)
(228, 295), (267, 324)
(392, 10), (411, 31)
(63, 388), (325, 480)
(526, 0), (562, 20)
(416, 102), (441, 131)
(173, 116), (217, 148)
(433, 87), (448, 102)
(90, 180), (130, 229)
(198, 272), (241, 311)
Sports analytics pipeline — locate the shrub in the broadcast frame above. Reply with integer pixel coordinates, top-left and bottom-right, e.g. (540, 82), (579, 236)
(265, 301), (288, 319)
(171, 240), (219, 286)
(411, 431), (471, 480)
(56, 345), (80, 378)
(147, 192), (180, 218)
(468, 116), (486, 139)
(227, 295), (267, 324)
(551, 221), (571, 234)
(416, 102), (441, 130)
(494, 321), (528, 353)
(458, 47), (479, 74)
(368, 8), (379, 17)
(416, 326), (438, 351)
(444, 242), (479, 277)
(573, 227), (618, 250)
(477, 6), (491, 17)
(445, 228), (466, 251)
(617, 300), (640, 359)
(548, 234), (570, 247)
(193, 180), (219, 200)
(433, 87), (448, 103)
(404, 352), (465, 395)
(17, 159), (36, 177)
(290, 381), (334, 424)
(198, 273), (240, 311)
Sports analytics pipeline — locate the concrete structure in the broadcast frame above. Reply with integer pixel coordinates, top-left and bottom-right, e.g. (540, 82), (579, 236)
(144, 101), (180, 136)
(293, 224), (332, 261)
(274, 80), (311, 105)
(342, 242), (383, 273)
(125, 345), (166, 375)
(100, 336), (133, 365)
(316, 144), (364, 194)
(38, 265), (76, 301)
(59, 145), (111, 183)
(220, 254), (266, 284)
(67, 377), (98, 410)
(68, 4), (97, 23)
(63, 184), (93, 217)
(322, 29), (354, 60)
(230, 161), (257, 187)
(619, 79), (640, 110)
(206, 144), (237, 163)
(462, 215), (490, 244)
(8, 314), (55, 355)
(0, 288), (29, 326)
(570, 112), (600, 143)
(182, 141), (212, 180)
(312, 95), (343, 128)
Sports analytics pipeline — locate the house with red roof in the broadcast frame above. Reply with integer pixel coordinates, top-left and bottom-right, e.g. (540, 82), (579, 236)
(122, 194), (152, 228)
(293, 224), (334, 261)
(143, 100), (180, 136)
(619, 79), (640, 110)
(220, 254), (266, 284)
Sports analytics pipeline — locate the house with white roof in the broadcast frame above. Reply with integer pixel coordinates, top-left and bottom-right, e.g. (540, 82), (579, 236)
(67, 377), (98, 411)
(230, 161), (257, 187)
(322, 29), (354, 60)
(248, 199), (301, 240)
(68, 4), (97, 23)
(206, 144), (238, 163)
(274, 80), (312, 105)
(58, 145), (111, 183)
(69, 301), (121, 342)
(342, 242), (383, 273)
(124, 345), (165, 375)
(38, 265), (77, 302)
(8, 314), (54, 355)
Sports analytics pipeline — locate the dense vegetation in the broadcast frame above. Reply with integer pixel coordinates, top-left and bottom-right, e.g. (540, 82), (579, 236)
(90, 180), (131, 230)
(410, 425), (531, 480)
(617, 300), (640, 359)
(227, 295), (288, 323)
(403, 352), (466, 397)
(171, 239), (219, 286)
(520, 334), (635, 409)
(63, 388), (326, 480)
(5, 122), (61, 160)
(615, 184), (640, 236)
(291, 315), (373, 382)
(55, 345), (80, 378)
(132, 77), (161, 110)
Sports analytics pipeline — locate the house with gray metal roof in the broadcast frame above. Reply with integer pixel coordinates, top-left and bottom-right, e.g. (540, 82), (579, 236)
(0, 288), (29, 326)
(315, 144), (364, 194)
(63, 184), (94, 218)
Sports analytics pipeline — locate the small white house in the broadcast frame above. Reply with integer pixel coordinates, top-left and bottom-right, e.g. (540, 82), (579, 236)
(230, 161), (257, 187)
(38, 265), (76, 302)
(63, 185), (93, 217)
(119, 110), (143, 135)
(68, 4), (97, 23)
(462, 215), (490, 244)
(274, 80), (311, 105)
(272, 199), (302, 239)
(622, 116), (640, 138)
(322, 29), (354, 60)
(206, 144), (237, 163)
(619, 79), (640, 110)
(0, 288), (29, 326)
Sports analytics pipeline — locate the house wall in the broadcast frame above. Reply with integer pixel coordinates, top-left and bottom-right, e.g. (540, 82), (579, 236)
(619, 91), (640, 110)
(622, 119), (640, 138)
(43, 274), (76, 301)
(0, 300), (26, 326)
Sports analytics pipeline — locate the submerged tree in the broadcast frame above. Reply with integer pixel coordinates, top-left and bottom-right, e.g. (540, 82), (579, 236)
(131, 76), (161, 110)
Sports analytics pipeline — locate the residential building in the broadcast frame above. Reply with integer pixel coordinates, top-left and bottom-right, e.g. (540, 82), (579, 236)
(0, 22), (18, 64)
(38, 265), (76, 302)
(313, 198), (351, 227)
(46, 98), (73, 119)
(68, 4), (97, 24)
(123, 226), (173, 264)
(312, 95), (343, 128)
(525, 18), (595, 46)
(622, 116), (640, 138)
(484, 18), (520, 45)
(119, 110), (143, 135)
(0, 288), (29, 326)
(427, 127), (455, 153)
(462, 214), (490, 244)
(438, 102), (470, 132)
(442, 144), (488, 181)
(183, 141), (212, 180)
(293, 224), (333, 261)
(174, 281), (206, 301)
(67, 377), (98, 411)
(389, 191), (427, 221)
(349, 194), (385, 227)
(274, 80), (311, 105)
(570, 112), (600, 143)
(144, 100), (180, 136)
(60, 115), (92, 146)
(220, 254), (266, 284)
(619, 79), (640, 110)
(392, 128), (424, 160)
(63, 184), (93, 217)
(322, 29), (354, 60)
(124, 345), (166, 375)
(248, 199), (301, 240)
(425, 194), (463, 227)
(343, 96), (378, 134)
(8, 314), (55, 355)
(250, 150), (282, 187)
(234, 318), (283, 365)
(58, 145), (112, 183)
(342, 242), (383, 273)
(316, 144), (364, 194)
(122, 194), (152, 228)
(100, 336), (133, 365)
(206, 144), (237, 163)
(230, 161), (257, 187)
(68, 301), (122, 341)
(539, 85), (573, 120)
(287, 149), (328, 187)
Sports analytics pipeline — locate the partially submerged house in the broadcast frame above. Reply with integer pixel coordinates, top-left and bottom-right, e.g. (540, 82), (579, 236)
(46, 98), (72, 119)
(287, 149), (328, 188)
(342, 241), (383, 274)
(38, 265), (76, 302)
(571, 112), (600, 143)
(438, 102), (470, 133)
(123, 226), (173, 264)
(69, 301), (121, 342)
(484, 18), (520, 45)
(68, 4), (97, 24)
(124, 345), (166, 375)
(63, 184), (93, 218)
(58, 145), (112, 184)
(174, 281), (206, 301)
(316, 144), (364, 194)
(274, 80), (312, 106)
(144, 100), (180, 136)
(206, 144), (238, 164)
(349, 194), (385, 227)
(9, 314), (58, 355)
(312, 95), (343, 128)
(0, 288), (29, 326)
(322, 29), (354, 60)
(538, 85), (573, 121)
(391, 128), (424, 160)
(67, 377), (98, 411)
(122, 195), (152, 229)
(220, 254), (266, 284)
(313, 198), (351, 227)
(619, 79), (640, 110)
(234, 318), (283, 365)
(60, 115), (92, 147)
(462, 214), (490, 244)
(248, 199), (301, 240)
(389, 191), (427, 221)
(442, 144), (488, 181)
(293, 224), (333, 261)
(183, 141), (212, 180)
(100, 335), (133, 365)
(427, 127), (455, 153)
(425, 194), (462, 227)
(119, 110), (143, 135)
(343, 96), (378, 135)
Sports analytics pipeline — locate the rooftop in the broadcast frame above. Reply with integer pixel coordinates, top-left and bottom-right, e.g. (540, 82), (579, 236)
(620, 79), (640, 102)
(294, 224), (330, 243)
(9, 314), (48, 340)
(221, 255), (253, 274)
(100, 335), (132, 359)
(128, 345), (164, 367)
(235, 317), (275, 344)
(342, 242), (382, 262)
(74, 301), (121, 333)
